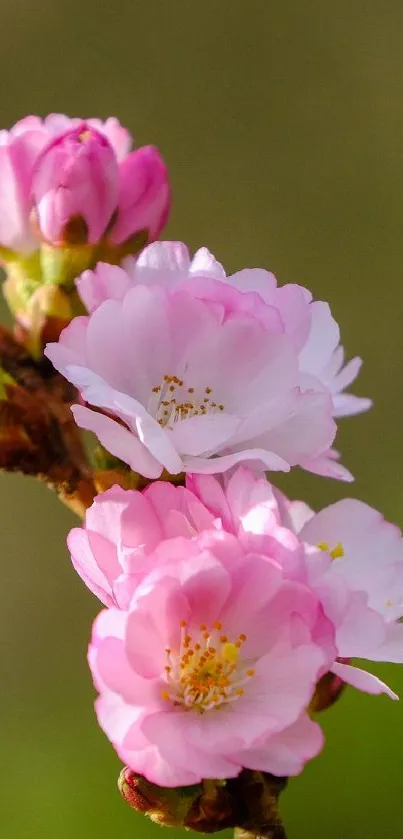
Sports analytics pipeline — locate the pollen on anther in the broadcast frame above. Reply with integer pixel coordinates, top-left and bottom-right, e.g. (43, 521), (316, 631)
(199, 623), (207, 631)
(161, 690), (170, 701)
(205, 387), (212, 394)
(246, 669), (255, 677)
(317, 541), (330, 553)
(236, 688), (244, 696)
(213, 621), (222, 630)
(179, 620), (187, 628)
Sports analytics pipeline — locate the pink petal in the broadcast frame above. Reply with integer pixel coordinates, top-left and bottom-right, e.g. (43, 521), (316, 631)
(85, 484), (132, 542)
(67, 528), (117, 607)
(332, 393), (373, 417)
(109, 146), (170, 244)
(241, 713), (324, 776)
(255, 390), (336, 467)
(190, 247), (226, 278)
(71, 404), (163, 478)
(95, 694), (146, 748)
(133, 240), (191, 285)
(170, 412), (242, 456)
(184, 448), (291, 474)
(94, 636), (157, 704)
(140, 711), (240, 781)
(299, 302), (340, 375)
(242, 642), (325, 731)
(301, 450), (354, 482)
(178, 550), (232, 626)
(331, 662), (398, 700)
(77, 263), (132, 312)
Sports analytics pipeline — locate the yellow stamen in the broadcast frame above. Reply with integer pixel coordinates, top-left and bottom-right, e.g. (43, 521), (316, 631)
(317, 541), (330, 552)
(330, 542), (344, 560)
(221, 642), (240, 663)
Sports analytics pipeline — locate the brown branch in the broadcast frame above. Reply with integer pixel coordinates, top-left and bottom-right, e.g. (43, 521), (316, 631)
(0, 324), (96, 516)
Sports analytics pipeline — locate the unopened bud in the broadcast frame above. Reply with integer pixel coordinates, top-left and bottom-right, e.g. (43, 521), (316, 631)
(3, 268), (84, 358)
(118, 767), (202, 827)
(118, 768), (287, 836)
(309, 665), (349, 713)
(32, 124), (119, 246)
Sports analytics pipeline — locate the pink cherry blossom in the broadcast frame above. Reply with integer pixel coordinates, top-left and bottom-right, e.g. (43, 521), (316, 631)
(88, 540), (329, 786)
(282, 494), (403, 695)
(71, 467), (403, 705)
(70, 467), (403, 702)
(78, 241), (371, 422)
(193, 468), (403, 698)
(46, 246), (337, 479)
(74, 242), (370, 481)
(0, 114), (170, 253)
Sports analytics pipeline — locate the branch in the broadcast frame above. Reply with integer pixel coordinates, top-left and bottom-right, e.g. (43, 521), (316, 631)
(0, 324), (96, 516)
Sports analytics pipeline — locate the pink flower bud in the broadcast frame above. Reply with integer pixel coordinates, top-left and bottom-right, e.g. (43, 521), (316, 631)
(108, 145), (170, 245)
(32, 124), (120, 245)
(0, 127), (49, 253)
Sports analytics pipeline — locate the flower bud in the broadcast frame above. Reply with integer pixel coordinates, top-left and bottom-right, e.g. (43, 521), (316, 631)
(118, 767), (202, 827)
(309, 664), (348, 713)
(32, 124), (119, 246)
(107, 145), (170, 246)
(0, 124), (49, 253)
(118, 768), (287, 836)
(0, 114), (171, 358)
(3, 262), (84, 357)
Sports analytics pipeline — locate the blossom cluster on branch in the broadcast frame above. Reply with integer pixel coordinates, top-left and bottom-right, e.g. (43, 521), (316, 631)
(1, 113), (401, 837)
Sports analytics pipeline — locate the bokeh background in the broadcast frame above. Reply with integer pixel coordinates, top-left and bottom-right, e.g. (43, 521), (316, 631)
(1, 2), (403, 837)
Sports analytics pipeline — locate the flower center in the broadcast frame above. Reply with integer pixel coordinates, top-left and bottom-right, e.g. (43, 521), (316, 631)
(149, 375), (225, 428)
(317, 541), (344, 560)
(161, 620), (255, 713)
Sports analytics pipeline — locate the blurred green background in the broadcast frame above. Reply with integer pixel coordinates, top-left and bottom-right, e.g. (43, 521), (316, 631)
(1, 1), (403, 837)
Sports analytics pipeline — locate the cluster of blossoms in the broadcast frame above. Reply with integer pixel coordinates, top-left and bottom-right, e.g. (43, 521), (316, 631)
(2, 113), (402, 816)
(0, 115), (169, 355)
